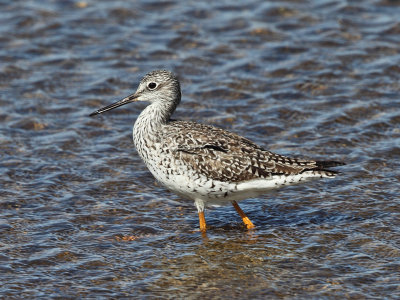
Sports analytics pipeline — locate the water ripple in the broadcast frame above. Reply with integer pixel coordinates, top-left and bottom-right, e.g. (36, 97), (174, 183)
(1, 0), (399, 298)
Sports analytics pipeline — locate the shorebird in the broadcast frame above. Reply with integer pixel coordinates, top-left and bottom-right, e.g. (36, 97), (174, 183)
(90, 70), (344, 233)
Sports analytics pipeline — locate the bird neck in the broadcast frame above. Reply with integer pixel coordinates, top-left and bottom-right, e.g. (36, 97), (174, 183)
(133, 100), (178, 144)
(144, 100), (177, 124)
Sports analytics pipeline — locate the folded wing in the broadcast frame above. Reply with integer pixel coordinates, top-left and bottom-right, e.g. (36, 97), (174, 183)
(162, 121), (343, 183)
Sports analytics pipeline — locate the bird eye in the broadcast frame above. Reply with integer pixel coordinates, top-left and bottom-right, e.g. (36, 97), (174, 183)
(147, 82), (157, 90)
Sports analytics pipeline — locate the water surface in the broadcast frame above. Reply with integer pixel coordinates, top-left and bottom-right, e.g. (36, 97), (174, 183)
(1, 0), (399, 298)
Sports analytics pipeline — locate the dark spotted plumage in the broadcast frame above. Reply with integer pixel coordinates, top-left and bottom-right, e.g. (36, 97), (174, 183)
(90, 70), (345, 232)
(163, 120), (343, 183)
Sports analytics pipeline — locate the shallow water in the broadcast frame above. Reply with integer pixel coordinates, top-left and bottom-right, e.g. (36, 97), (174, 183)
(1, 0), (400, 298)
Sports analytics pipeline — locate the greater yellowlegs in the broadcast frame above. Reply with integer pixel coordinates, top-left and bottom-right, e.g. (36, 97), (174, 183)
(90, 70), (344, 232)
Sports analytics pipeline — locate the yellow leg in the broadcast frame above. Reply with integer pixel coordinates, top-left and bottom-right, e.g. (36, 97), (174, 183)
(232, 201), (255, 229)
(198, 211), (207, 232)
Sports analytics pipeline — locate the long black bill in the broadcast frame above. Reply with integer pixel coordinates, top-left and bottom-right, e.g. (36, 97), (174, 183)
(89, 93), (139, 117)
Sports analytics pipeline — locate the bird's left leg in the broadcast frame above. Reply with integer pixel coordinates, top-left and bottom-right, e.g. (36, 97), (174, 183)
(195, 199), (207, 232)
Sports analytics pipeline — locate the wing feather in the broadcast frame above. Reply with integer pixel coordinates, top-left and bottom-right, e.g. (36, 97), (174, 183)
(162, 121), (339, 182)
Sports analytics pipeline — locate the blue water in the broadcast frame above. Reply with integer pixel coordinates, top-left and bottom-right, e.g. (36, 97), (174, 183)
(1, 0), (399, 298)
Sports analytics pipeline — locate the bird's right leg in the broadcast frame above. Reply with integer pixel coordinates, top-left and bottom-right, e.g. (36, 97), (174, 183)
(232, 200), (255, 229)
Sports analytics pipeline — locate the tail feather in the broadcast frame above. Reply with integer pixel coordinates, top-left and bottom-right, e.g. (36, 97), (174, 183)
(300, 160), (345, 177)
(316, 169), (340, 177)
(315, 161), (346, 169)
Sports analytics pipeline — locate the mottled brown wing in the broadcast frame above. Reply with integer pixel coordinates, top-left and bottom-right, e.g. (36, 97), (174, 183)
(163, 121), (320, 182)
